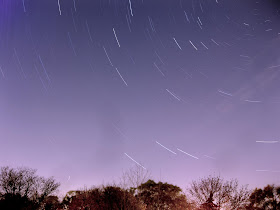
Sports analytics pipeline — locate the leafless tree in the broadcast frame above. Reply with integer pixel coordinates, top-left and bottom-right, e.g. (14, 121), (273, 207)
(229, 180), (251, 209)
(119, 165), (151, 192)
(188, 175), (250, 210)
(0, 166), (60, 209)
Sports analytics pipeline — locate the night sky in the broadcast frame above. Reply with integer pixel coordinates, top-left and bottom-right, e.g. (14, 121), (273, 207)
(1, 0), (280, 195)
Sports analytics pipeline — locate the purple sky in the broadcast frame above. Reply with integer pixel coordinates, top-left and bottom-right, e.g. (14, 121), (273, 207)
(1, 0), (280, 195)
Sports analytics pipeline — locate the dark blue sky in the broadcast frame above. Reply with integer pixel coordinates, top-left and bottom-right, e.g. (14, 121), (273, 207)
(0, 0), (280, 195)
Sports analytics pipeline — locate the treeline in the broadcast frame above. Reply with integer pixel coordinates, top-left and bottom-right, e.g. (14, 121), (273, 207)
(0, 166), (279, 210)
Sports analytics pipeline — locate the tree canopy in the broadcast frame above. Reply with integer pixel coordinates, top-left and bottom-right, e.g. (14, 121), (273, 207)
(63, 185), (145, 210)
(188, 175), (250, 210)
(1, 165), (279, 210)
(0, 166), (60, 210)
(135, 179), (190, 210)
(247, 184), (280, 210)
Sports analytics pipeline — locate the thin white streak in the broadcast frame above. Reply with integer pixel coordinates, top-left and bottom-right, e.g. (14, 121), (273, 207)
(156, 141), (177, 154)
(148, 16), (156, 32)
(113, 28), (121, 47)
(224, 42), (231, 46)
(153, 62), (165, 76)
(67, 32), (77, 56)
(218, 89), (233, 96)
(166, 89), (181, 101)
(240, 55), (250, 58)
(184, 11), (190, 23)
(128, 0), (133, 16)
(200, 41), (208, 49)
(256, 170), (280, 173)
(34, 64), (47, 91)
(73, 0), (77, 12)
(197, 21), (203, 29)
(126, 15), (132, 32)
(204, 155), (216, 160)
(22, 0), (26, 12)
(38, 55), (51, 82)
(115, 68), (128, 86)
(177, 148), (199, 159)
(0, 66), (5, 78)
(199, 1), (203, 12)
(127, 7), (132, 23)
(57, 0), (62, 15)
(124, 153), (146, 169)
(173, 37), (182, 50)
(145, 28), (153, 41)
(112, 123), (127, 139)
(198, 17), (202, 25)
(245, 99), (261, 103)
(233, 67), (246, 71)
(86, 20), (93, 42)
(189, 40), (198, 50)
(199, 71), (208, 78)
(267, 65), (280, 69)
(103, 46), (113, 66)
(155, 51), (165, 65)
(256, 141), (278, 143)
(211, 38), (219, 46)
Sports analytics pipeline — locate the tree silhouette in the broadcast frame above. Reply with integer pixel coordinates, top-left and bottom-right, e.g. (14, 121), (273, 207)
(188, 175), (250, 209)
(63, 185), (145, 210)
(135, 179), (190, 210)
(0, 166), (60, 210)
(43, 195), (60, 210)
(119, 165), (151, 195)
(199, 191), (219, 210)
(247, 184), (280, 210)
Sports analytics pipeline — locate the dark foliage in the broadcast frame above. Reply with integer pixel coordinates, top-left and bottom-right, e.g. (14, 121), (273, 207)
(135, 179), (190, 210)
(247, 184), (280, 210)
(0, 166), (60, 210)
(63, 185), (145, 210)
